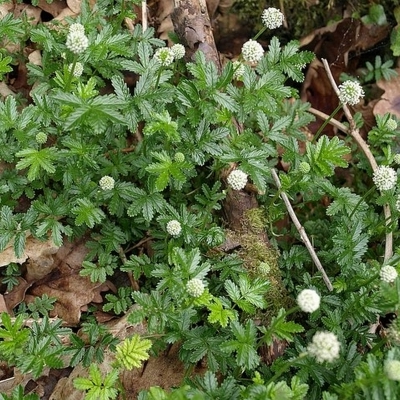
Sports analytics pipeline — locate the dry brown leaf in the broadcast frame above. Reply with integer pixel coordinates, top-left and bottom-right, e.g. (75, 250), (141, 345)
(37, 0), (67, 17)
(374, 70), (400, 118)
(66, 0), (82, 14)
(0, 294), (8, 313)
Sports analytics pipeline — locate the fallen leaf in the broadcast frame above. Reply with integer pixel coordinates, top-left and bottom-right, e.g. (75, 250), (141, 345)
(374, 69), (400, 118)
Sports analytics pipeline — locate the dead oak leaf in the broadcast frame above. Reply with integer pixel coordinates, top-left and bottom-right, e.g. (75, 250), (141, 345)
(374, 69), (400, 118)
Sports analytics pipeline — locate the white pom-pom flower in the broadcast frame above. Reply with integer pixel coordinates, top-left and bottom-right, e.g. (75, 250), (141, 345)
(307, 331), (340, 363)
(241, 40), (264, 64)
(394, 154), (400, 165)
(380, 265), (398, 283)
(69, 62), (83, 77)
(166, 220), (182, 237)
(186, 278), (205, 297)
(261, 7), (284, 29)
(66, 31), (89, 54)
(99, 176), (115, 191)
(386, 118), (397, 131)
(227, 169), (248, 190)
(232, 61), (245, 80)
(69, 23), (85, 34)
(372, 166), (397, 191)
(297, 289), (320, 313)
(385, 360), (400, 381)
(154, 47), (174, 66)
(338, 80), (364, 106)
(171, 44), (185, 60)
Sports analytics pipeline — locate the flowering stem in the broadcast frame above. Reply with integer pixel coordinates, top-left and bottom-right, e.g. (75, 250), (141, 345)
(65, 55), (78, 92)
(312, 103), (342, 143)
(253, 26), (267, 41)
(265, 353), (307, 385)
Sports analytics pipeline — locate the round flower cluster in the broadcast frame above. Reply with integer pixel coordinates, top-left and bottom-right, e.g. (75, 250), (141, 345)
(261, 7), (284, 29)
(166, 220), (182, 237)
(186, 278), (205, 297)
(307, 331), (340, 363)
(372, 165), (397, 191)
(241, 39), (264, 64)
(154, 47), (174, 66)
(66, 23), (89, 54)
(386, 118), (398, 131)
(298, 161), (311, 174)
(174, 152), (185, 163)
(99, 176), (115, 191)
(227, 169), (248, 190)
(380, 265), (398, 283)
(394, 154), (400, 165)
(297, 289), (320, 313)
(232, 61), (245, 80)
(171, 44), (185, 60)
(385, 360), (400, 381)
(69, 62), (83, 77)
(338, 80), (365, 106)
(35, 132), (47, 144)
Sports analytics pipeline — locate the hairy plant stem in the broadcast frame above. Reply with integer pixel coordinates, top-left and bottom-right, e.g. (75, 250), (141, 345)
(65, 55), (78, 92)
(271, 169), (333, 291)
(265, 353), (307, 385)
(321, 58), (393, 263)
(312, 103), (342, 143)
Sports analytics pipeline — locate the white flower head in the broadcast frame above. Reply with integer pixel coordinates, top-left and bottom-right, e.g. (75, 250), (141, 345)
(394, 154), (400, 165)
(66, 31), (89, 54)
(227, 169), (248, 190)
(99, 176), (115, 191)
(385, 360), (400, 381)
(69, 62), (83, 77)
(297, 289), (320, 313)
(372, 165), (397, 191)
(386, 118), (397, 131)
(232, 61), (245, 80)
(241, 39), (264, 64)
(166, 220), (181, 237)
(380, 265), (398, 283)
(186, 278), (205, 297)
(261, 7), (284, 29)
(338, 80), (364, 105)
(69, 23), (85, 34)
(154, 47), (174, 66)
(171, 44), (185, 60)
(307, 331), (340, 363)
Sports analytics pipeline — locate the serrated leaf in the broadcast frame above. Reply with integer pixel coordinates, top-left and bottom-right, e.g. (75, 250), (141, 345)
(115, 334), (152, 370)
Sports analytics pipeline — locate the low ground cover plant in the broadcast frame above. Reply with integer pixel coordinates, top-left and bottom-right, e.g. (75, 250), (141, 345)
(1, 1), (400, 399)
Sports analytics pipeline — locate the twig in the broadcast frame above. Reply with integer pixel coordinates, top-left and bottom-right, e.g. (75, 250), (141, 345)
(321, 58), (393, 262)
(271, 169), (333, 291)
(142, 1), (147, 32)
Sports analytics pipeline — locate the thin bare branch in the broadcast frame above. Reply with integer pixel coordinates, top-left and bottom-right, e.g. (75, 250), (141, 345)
(142, 1), (148, 31)
(271, 169), (333, 291)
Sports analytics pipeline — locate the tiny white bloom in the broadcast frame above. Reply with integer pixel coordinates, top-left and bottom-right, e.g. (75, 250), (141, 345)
(380, 265), (398, 283)
(393, 154), (400, 165)
(171, 44), (185, 60)
(186, 278), (205, 297)
(154, 47), (174, 66)
(261, 7), (284, 29)
(297, 289), (320, 313)
(227, 169), (248, 190)
(385, 359), (400, 381)
(241, 39), (264, 64)
(232, 61), (245, 80)
(66, 31), (89, 54)
(307, 331), (340, 363)
(69, 23), (85, 34)
(69, 62), (83, 77)
(338, 80), (364, 105)
(386, 118), (397, 131)
(99, 176), (115, 191)
(372, 165), (397, 191)
(166, 220), (181, 237)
